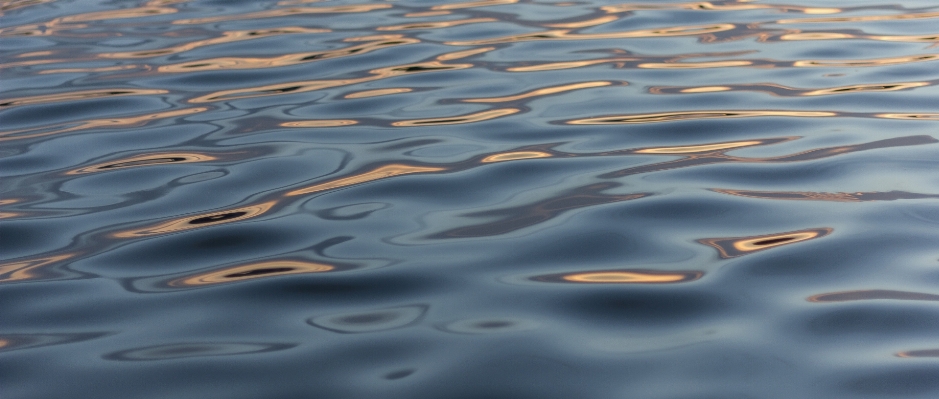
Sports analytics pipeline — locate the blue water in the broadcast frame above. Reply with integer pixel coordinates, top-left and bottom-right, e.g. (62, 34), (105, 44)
(4, 0), (939, 397)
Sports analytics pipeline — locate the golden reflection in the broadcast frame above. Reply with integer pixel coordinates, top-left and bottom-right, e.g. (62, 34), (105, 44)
(794, 54), (939, 68)
(808, 290), (939, 303)
(0, 254), (75, 283)
(779, 32), (939, 43)
(0, 89), (167, 108)
(0, 212), (24, 219)
(876, 113), (939, 120)
(159, 37), (419, 73)
(436, 47), (495, 61)
(567, 110), (835, 124)
(16, 50), (54, 57)
(897, 349), (939, 358)
(168, 260), (334, 287)
(481, 151), (552, 163)
(713, 189), (939, 202)
(532, 269), (703, 284)
(392, 108), (519, 126)
(430, 0), (517, 10)
(99, 27), (329, 59)
(173, 4), (392, 24)
(58, 6), (176, 23)
(0, 198), (22, 206)
(280, 120), (358, 127)
(634, 140), (763, 154)
(680, 86), (731, 93)
(345, 88), (412, 99)
(0, 107), (207, 142)
(655, 82), (931, 97)
(378, 18), (495, 31)
(698, 228), (832, 259)
(638, 60), (752, 69)
(1, 0), (54, 14)
(777, 11), (939, 24)
(66, 153), (217, 175)
(189, 61), (472, 103)
(507, 58), (629, 72)
(405, 11), (451, 17)
(545, 15), (619, 29)
(464, 81), (614, 103)
(445, 24), (735, 45)
(779, 33), (853, 41)
(112, 201), (277, 238)
(602, 2), (838, 14)
(0, 58), (72, 70)
(37, 65), (139, 74)
(2, 4), (179, 35)
(286, 164), (446, 196)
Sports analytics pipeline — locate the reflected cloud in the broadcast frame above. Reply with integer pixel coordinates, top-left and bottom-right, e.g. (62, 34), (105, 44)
(545, 15), (619, 29)
(876, 113), (939, 120)
(0, 332), (107, 353)
(404, 11), (452, 17)
(111, 201), (277, 238)
(0, 0), (55, 14)
(897, 349), (939, 358)
(0, 107), (206, 142)
(602, 2), (839, 14)
(445, 24), (735, 45)
(190, 61), (472, 103)
(463, 81), (615, 103)
(172, 4), (392, 24)
(1, 5), (178, 36)
(159, 37), (419, 73)
(167, 260), (336, 287)
(776, 11), (939, 24)
(600, 135), (937, 178)
(568, 110), (835, 124)
(37, 65), (141, 75)
(65, 153), (218, 175)
(481, 151), (552, 163)
(809, 290), (939, 302)
(105, 342), (295, 361)
(0, 253), (79, 283)
(430, 0), (517, 10)
(633, 140), (765, 154)
(436, 46), (495, 61)
(793, 54), (939, 68)
(377, 18), (495, 31)
(532, 269), (703, 284)
(713, 189), (939, 202)
(391, 108), (518, 126)
(281, 119), (358, 127)
(308, 305), (427, 333)
(0, 88), (167, 108)
(638, 60), (752, 69)
(98, 27), (330, 59)
(650, 81), (931, 97)
(431, 183), (648, 238)
(344, 88), (412, 99)
(698, 228), (832, 258)
(286, 164), (446, 196)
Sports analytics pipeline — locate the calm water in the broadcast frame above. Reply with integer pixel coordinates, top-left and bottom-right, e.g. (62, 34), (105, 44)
(3, 0), (939, 397)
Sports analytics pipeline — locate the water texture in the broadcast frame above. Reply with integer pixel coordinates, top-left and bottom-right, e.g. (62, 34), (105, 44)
(3, 0), (939, 397)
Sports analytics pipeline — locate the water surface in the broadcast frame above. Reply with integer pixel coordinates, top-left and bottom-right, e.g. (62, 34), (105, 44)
(3, 0), (939, 398)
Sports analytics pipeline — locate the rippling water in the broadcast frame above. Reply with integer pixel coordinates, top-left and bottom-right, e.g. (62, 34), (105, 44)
(3, 0), (939, 397)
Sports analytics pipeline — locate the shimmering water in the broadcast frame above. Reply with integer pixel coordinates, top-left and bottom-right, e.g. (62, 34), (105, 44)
(3, 0), (939, 397)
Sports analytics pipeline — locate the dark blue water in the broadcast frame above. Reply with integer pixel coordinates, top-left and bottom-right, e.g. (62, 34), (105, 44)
(3, 0), (939, 397)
